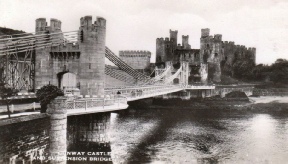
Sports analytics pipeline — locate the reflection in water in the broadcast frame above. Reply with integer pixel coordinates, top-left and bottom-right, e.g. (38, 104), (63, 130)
(19, 107), (284, 163)
(108, 107), (288, 163)
(1, 105), (287, 163)
(67, 113), (112, 164)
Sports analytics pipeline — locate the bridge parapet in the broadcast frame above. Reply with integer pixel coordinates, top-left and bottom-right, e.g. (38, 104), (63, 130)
(185, 85), (215, 89)
(65, 97), (127, 115)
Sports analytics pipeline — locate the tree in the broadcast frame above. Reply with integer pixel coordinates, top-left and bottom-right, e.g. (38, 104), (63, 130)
(36, 84), (64, 113)
(270, 59), (288, 84)
(232, 59), (255, 80)
(0, 81), (18, 118)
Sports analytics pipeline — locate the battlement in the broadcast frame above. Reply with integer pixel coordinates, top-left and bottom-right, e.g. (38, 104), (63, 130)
(80, 15), (106, 31)
(35, 18), (62, 33)
(119, 50), (151, 57)
(182, 35), (189, 39)
(156, 37), (172, 44)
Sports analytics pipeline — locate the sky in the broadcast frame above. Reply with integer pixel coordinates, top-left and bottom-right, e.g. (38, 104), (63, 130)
(1, 0), (288, 64)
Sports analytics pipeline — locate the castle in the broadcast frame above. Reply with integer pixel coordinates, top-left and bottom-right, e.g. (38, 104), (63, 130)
(156, 29), (256, 83)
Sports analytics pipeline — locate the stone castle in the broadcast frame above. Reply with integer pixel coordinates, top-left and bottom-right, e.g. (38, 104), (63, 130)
(119, 50), (151, 72)
(156, 29), (256, 83)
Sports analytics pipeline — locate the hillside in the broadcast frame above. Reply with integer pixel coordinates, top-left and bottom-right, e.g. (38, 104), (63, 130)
(0, 27), (25, 36)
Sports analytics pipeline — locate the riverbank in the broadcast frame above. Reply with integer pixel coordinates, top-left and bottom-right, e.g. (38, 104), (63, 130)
(146, 96), (288, 113)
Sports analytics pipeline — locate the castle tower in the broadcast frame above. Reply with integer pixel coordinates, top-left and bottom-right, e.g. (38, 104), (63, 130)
(182, 35), (191, 49)
(170, 29), (178, 48)
(201, 28), (210, 38)
(78, 16), (106, 95)
(200, 28), (222, 82)
(50, 18), (62, 32)
(35, 18), (47, 33)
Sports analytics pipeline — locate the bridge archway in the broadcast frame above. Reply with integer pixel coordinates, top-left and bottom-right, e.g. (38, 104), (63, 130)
(173, 78), (179, 84)
(57, 72), (77, 90)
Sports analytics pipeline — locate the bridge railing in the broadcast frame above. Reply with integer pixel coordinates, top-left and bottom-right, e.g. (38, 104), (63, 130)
(185, 85), (215, 89)
(66, 97), (127, 110)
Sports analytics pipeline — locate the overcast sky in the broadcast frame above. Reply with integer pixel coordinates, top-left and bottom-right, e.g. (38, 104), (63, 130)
(1, 0), (288, 64)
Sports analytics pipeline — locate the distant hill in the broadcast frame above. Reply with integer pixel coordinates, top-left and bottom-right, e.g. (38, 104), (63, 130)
(0, 27), (25, 36)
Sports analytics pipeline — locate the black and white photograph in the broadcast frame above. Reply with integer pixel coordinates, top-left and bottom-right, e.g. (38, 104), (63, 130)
(0, 0), (288, 163)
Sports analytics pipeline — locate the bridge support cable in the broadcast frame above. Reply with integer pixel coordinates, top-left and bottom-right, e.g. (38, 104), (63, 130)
(105, 65), (136, 84)
(105, 47), (150, 82)
(164, 65), (183, 84)
(145, 66), (172, 84)
(0, 30), (79, 91)
(0, 31), (79, 55)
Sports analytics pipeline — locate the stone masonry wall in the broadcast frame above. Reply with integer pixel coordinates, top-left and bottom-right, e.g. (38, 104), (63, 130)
(0, 117), (50, 163)
(119, 50), (151, 70)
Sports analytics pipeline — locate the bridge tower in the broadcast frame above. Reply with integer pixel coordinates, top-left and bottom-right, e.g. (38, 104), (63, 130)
(78, 16), (106, 95)
(179, 61), (189, 85)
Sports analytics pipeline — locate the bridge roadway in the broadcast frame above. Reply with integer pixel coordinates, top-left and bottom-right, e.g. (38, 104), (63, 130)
(0, 84), (215, 118)
(66, 84), (215, 116)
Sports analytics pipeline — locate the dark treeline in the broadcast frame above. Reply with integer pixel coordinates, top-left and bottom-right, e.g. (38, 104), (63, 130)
(222, 58), (288, 86)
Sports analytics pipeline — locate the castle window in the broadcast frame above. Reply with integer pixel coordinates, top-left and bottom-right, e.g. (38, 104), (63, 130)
(194, 53), (197, 59)
(166, 45), (169, 48)
(207, 44), (209, 48)
(89, 63), (91, 69)
(215, 53), (218, 57)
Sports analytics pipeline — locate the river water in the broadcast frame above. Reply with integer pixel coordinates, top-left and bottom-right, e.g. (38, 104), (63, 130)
(2, 100), (288, 164)
(107, 105), (288, 163)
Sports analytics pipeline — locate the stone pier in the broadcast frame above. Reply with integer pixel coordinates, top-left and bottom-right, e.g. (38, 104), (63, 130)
(47, 96), (68, 164)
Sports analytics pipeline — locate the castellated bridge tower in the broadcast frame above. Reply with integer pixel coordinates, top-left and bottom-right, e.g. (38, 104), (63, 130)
(78, 16), (106, 95)
(35, 18), (64, 89)
(34, 16), (106, 96)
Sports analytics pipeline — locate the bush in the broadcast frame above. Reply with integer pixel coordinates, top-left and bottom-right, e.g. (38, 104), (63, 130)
(36, 84), (64, 113)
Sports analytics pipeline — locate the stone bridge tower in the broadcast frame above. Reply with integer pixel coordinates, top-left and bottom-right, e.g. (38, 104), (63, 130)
(34, 16), (106, 96)
(78, 16), (106, 95)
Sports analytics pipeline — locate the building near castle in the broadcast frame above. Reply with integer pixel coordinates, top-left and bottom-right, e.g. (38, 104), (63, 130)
(156, 29), (256, 83)
(119, 50), (151, 72)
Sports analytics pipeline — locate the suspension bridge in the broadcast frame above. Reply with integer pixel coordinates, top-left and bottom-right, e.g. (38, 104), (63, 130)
(0, 16), (215, 116)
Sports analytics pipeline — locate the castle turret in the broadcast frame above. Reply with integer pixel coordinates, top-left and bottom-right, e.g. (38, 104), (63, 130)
(182, 35), (191, 49)
(214, 34), (222, 42)
(170, 29), (178, 48)
(50, 18), (62, 32)
(78, 16), (106, 95)
(35, 18), (47, 33)
(201, 28), (210, 38)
